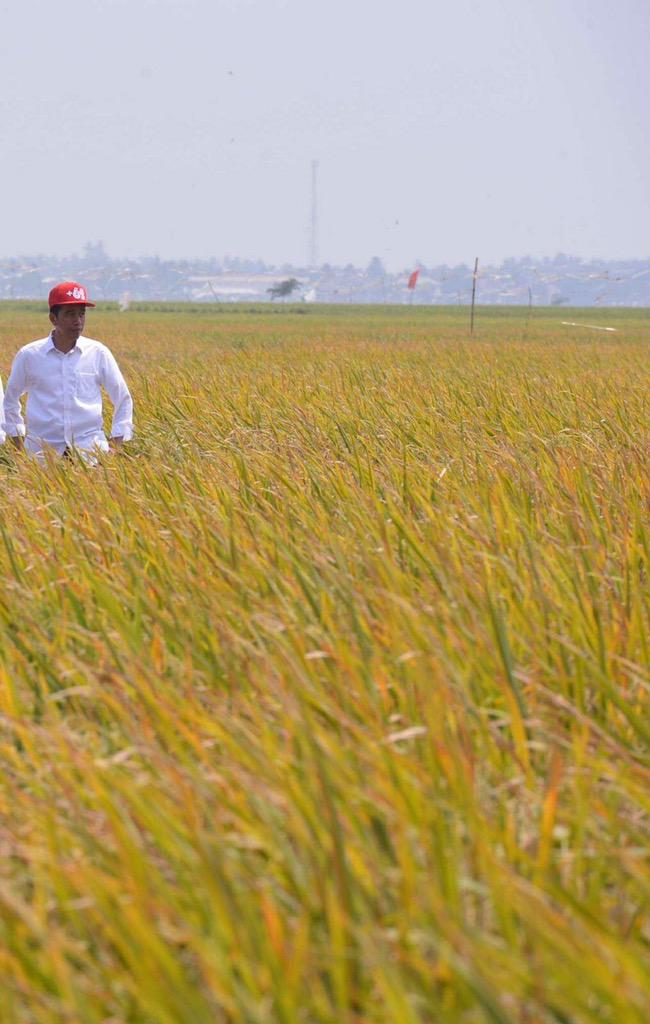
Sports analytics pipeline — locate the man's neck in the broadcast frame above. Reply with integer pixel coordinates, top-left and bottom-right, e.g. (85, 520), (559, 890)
(52, 330), (77, 354)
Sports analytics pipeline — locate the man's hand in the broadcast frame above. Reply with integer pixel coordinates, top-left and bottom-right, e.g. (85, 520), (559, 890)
(109, 436), (124, 452)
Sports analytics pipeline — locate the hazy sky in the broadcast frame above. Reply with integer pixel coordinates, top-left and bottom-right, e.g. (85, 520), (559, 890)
(2, 0), (648, 269)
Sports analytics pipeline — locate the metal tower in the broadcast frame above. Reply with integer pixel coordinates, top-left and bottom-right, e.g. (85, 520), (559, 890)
(310, 159), (319, 268)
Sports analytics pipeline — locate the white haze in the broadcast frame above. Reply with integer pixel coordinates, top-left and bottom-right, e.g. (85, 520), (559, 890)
(1, 0), (648, 270)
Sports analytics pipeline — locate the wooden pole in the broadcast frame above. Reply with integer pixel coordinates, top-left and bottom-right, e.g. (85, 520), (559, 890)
(470, 257), (479, 334)
(522, 284), (533, 341)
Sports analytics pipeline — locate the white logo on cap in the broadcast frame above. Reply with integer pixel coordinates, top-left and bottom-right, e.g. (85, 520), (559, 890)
(66, 287), (86, 301)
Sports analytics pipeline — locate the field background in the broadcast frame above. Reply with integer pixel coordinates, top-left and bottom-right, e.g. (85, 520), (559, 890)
(0, 304), (648, 1023)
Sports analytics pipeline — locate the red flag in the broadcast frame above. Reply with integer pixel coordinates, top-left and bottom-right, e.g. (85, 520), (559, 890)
(407, 269), (420, 290)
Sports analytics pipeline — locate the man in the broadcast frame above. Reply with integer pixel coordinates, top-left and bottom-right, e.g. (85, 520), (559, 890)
(3, 281), (133, 459)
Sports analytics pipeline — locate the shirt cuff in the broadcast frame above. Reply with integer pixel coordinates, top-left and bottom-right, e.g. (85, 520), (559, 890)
(110, 422), (133, 441)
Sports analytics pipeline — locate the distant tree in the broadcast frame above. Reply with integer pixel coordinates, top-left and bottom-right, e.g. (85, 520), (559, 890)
(82, 240), (109, 265)
(366, 256), (385, 278)
(267, 278), (301, 300)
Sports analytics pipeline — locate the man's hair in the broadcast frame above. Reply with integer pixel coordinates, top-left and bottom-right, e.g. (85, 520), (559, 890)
(49, 305), (86, 317)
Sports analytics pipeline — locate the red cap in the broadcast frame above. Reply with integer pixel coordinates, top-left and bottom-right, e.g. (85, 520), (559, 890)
(48, 281), (96, 309)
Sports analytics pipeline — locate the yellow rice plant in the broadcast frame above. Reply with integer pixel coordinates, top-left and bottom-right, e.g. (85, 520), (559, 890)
(0, 305), (647, 1023)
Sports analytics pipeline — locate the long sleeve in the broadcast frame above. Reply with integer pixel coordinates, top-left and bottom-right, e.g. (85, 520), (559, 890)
(0, 376), (5, 444)
(3, 352), (27, 438)
(100, 349), (133, 440)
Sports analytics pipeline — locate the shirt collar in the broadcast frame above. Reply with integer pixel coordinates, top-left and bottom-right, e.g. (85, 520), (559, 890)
(46, 332), (87, 352)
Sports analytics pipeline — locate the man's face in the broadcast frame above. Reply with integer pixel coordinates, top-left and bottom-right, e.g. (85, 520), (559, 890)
(50, 304), (86, 339)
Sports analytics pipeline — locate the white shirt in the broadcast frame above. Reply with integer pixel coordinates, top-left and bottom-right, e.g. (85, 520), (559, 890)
(0, 376), (5, 444)
(3, 333), (133, 455)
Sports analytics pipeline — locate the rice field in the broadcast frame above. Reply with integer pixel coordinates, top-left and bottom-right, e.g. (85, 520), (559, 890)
(0, 303), (648, 1023)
